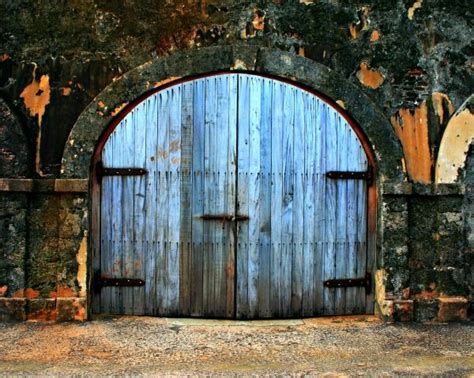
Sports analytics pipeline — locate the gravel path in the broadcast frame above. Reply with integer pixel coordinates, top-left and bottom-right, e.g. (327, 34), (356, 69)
(0, 316), (472, 376)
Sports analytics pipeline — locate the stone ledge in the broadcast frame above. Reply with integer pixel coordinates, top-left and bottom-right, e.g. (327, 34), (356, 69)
(0, 179), (88, 193)
(0, 297), (87, 322)
(382, 182), (465, 196)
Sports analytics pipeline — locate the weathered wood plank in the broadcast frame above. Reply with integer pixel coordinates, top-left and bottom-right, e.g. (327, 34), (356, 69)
(133, 102), (147, 315)
(302, 94), (317, 316)
(246, 75), (262, 318)
(179, 82), (194, 315)
(280, 84), (295, 317)
(270, 80), (284, 317)
(144, 94), (158, 315)
(226, 74), (238, 318)
(323, 105), (337, 315)
(236, 74), (250, 318)
(257, 77), (272, 318)
(156, 90), (170, 315)
(334, 113), (348, 315)
(345, 125), (359, 314)
(167, 86), (182, 314)
(291, 88), (304, 315)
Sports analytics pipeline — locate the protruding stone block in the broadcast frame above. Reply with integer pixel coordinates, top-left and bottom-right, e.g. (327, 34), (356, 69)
(0, 298), (26, 321)
(437, 297), (469, 322)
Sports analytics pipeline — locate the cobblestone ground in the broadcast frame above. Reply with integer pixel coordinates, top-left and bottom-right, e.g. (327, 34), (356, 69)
(0, 316), (472, 376)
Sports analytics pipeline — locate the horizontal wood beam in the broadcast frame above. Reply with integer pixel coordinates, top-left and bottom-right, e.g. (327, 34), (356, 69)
(0, 179), (88, 193)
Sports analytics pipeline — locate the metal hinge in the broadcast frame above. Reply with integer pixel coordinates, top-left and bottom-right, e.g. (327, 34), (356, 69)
(326, 168), (374, 186)
(323, 272), (372, 294)
(96, 161), (147, 182)
(94, 272), (145, 292)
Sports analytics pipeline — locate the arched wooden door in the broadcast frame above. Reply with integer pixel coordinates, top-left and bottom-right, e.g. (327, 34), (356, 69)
(94, 73), (372, 318)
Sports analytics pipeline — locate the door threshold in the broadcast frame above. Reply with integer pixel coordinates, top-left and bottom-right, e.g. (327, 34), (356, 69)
(91, 314), (379, 326)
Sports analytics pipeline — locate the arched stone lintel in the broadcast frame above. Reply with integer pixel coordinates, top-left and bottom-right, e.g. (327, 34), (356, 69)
(61, 45), (403, 181)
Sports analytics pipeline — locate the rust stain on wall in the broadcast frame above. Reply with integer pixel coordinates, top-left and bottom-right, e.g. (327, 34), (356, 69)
(408, 0), (423, 20)
(349, 6), (369, 40)
(356, 63), (384, 89)
(61, 87), (72, 96)
(252, 9), (265, 31)
(111, 102), (129, 117)
(436, 105), (474, 183)
(20, 64), (51, 176)
(76, 234), (87, 298)
(25, 288), (41, 299)
(153, 76), (182, 88)
(432, 92), (455, 125)
(370, 30), (380, 42)
(390, 102), (432, 183)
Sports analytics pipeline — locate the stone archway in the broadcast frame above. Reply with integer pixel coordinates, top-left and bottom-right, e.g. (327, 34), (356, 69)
(60, 46), (404, 318)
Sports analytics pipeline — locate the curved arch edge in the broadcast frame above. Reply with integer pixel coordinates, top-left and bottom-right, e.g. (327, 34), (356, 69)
(61, 46), (403, 182)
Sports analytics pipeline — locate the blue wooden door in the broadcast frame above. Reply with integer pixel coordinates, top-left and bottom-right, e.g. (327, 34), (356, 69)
(95, 73), (369, 318)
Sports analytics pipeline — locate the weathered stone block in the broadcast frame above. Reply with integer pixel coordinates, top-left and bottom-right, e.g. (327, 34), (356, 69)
(414, 299), (438, 322)
(0, 298), (26, 321)
(437, 297), (469, 322)
(56, 298), (87, 321)
(27, 298), (57, 321)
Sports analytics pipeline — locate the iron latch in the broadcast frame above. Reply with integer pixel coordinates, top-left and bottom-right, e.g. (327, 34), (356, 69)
(200, 214), (250, 222)
(323, 272), (371, 294)
(326, 168), (373, 186)
(96, 161), (147, 182)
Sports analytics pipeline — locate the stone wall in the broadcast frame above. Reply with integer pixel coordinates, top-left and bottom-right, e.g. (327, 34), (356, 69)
(0, 0), (472, 321)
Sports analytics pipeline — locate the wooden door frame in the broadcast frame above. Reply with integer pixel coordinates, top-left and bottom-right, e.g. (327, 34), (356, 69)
(89, 71), (378, 316)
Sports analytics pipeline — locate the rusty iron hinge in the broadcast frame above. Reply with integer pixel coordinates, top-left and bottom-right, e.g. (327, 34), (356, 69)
(200, 214), (250, 222)
(96, 161), (147, 182)
(326, 168), (373, 186)
(323, 272), (372, 294)
(94, 272), (145, 292)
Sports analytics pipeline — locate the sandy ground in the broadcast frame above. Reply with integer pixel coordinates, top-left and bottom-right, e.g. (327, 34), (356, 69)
(0, 315), (472, 376)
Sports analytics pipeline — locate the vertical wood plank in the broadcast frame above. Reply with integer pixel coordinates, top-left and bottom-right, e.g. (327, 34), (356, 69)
(144, 94), (158, 315)
(291, 88), (304, 315)
(334, 113), (348, 315)
(345, 126), (359, 314)
(167, 85), (182, 314)
(156, 90), (170, 315)
(270, 80), (283, 317)
(179, 82), (194, 315)
(302, 94), (316, 316)
(132, 104), (147, 315)
(257, 77), (272, 318)
(313, 97), (326, 315)
(236, 74), (250, 318)
(226, 74), (238, 318)
(191, 79), (205, 316)
(280, 84), (295, 317)
(246, 75), (262, 318)
(323, 105), (337, 315)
